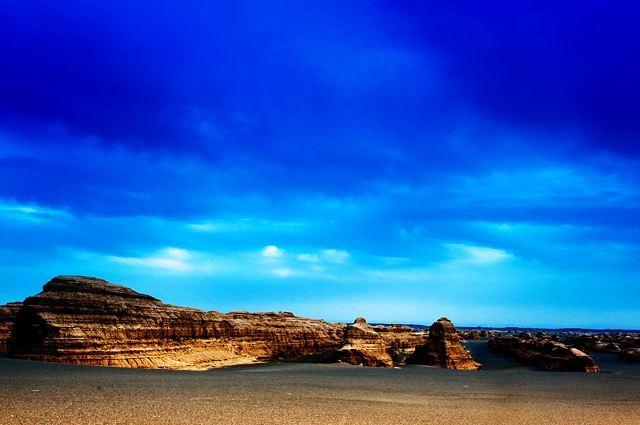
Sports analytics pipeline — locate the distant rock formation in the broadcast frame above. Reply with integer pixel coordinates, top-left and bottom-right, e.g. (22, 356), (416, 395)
(458, 329), (493, 340)
(0, 302), (22, 351)
(9, 276), (346, 369)
(489, 334), (599, 372)
(623, 348), (640, 363)
(408, 317), (482, 370)
(568, 333), (640, 363)
(329, 318), (395, 367)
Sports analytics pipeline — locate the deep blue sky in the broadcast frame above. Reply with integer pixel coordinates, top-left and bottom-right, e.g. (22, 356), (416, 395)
(1, 1), (639, 328)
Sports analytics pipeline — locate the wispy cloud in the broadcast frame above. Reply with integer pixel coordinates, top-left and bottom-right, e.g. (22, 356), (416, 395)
(447, 243), (513, 264)
(0, 200), (71, 223)
(108, 247), (215, 274)
(318, 249), (350, 263)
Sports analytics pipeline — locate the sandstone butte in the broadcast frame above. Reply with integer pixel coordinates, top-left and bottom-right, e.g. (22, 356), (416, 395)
(0, 275), (447, 370)
(329, 317), (397, 367)
(408, 317), (483, 370)
(489, 334), (600, 373)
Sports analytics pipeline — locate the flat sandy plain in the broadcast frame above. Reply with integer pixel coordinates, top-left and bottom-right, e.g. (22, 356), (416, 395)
(1, 341), (639, 425)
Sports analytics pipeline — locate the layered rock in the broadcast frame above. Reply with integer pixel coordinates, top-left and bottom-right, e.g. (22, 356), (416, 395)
(0, 302), (22, 351)
(408, 317), (481, 370)
(372, 324), (427, 363)
(329, 318), (394, 367)
(489, 334), (599, 372)
(9, 276), (346, 369)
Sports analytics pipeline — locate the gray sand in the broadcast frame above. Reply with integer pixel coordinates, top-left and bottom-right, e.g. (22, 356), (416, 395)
(1, 342), (639, 425)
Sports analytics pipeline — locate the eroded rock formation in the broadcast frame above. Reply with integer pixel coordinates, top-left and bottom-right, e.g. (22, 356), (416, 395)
(489, 334), (599, 372)
(458, 329), (493, 340)
(9, 276), (346, 369)
(568, 333), (640, 363)
(0, 302), (22, 351)
(329, 317), (395, 367)
(408, 317), (482, 370)
(373, 324), (427, 363)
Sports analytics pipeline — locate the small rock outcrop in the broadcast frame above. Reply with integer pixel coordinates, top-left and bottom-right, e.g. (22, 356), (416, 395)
(9, 276), (346, 369)
(408, 317), (482, 370)
(0, 302), (22, 351)
(489, 334), (599, 372)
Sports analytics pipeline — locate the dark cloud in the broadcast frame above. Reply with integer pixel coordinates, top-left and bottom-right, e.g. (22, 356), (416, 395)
(384, 1), (640, 156)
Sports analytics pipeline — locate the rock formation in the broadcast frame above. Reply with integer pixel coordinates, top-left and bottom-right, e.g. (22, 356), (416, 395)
(568, 332), (640, 363)
(329, 318), (395, 367)
(3, 276), (486, 371)
(408, 317), (482, 370)
(489, 334), (599, 372)
(9, 276), (346, 369)
(623, 348), (640, 363)
(372, 324), (427, 363)
(458, 329), (493, 340)
(0, 302), (22, 351)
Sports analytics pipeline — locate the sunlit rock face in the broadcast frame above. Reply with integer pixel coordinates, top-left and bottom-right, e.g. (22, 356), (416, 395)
(9, 276), (347, 369)
(408, 317), (482, 370)
(0, 302), (22, 351)
(329, 317), (395, 367)
(489, 334), (600, 373)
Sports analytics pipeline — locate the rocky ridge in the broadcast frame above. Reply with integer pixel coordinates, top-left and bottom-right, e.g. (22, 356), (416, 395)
(4, 276), (439, 370)
(568, 332), (640, 364)
(9, 276), (346, 369)
(489, 333), (599, 372)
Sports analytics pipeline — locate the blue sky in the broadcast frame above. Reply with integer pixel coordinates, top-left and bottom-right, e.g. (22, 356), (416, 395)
(1, 1), (639, 328)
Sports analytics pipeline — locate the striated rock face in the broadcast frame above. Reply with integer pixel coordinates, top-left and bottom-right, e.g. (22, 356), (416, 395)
(489, 334), (599, 372)
(329, 318), (395, 367)
(372, 324), (427, 363)
(408, 317), (481, 370)
(9, 276), (346, 369)
(0, 302), (22, 351)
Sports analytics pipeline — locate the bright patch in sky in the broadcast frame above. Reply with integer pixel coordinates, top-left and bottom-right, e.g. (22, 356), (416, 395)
(262, 245), (284, 258)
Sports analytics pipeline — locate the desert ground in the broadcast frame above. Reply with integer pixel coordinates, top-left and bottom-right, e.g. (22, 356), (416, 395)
(1, 342), (639, 425)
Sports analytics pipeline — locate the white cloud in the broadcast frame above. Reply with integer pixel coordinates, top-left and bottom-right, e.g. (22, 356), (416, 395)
(270, 267), (295, 278)
(448, 243), (513, 264)
(297, 253), (320, 263)
(319, 249), (350, 263)
(261, 245), (283, 258)
(0, 200), (71, 223)
(108, 247), (214, 273)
